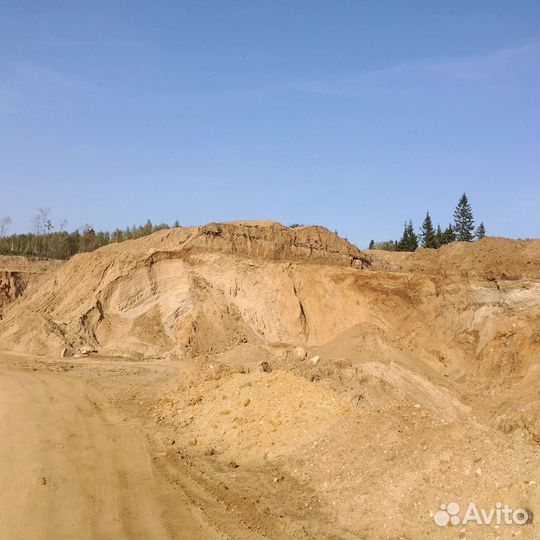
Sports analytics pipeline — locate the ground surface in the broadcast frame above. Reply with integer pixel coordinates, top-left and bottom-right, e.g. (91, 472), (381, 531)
(0, 353), (293, 540)
(1, 351), (538, 540)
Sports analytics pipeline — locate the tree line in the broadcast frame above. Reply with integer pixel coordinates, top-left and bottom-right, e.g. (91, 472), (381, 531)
(0, 208), (181, 259)
(369, 193), (486, 251)
(0, 195), (486, 259)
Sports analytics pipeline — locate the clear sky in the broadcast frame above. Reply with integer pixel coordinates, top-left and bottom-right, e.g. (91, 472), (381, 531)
(1, 1), (538, 247)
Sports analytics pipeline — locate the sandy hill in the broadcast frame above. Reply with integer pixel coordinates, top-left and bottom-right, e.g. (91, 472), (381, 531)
(0, 221), (372, 357)
(0, 222), (538, 538)
(0, 224), (537, 372)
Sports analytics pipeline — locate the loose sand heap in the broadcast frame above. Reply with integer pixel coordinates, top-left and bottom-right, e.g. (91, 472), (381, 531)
(0, 221), (538, 538)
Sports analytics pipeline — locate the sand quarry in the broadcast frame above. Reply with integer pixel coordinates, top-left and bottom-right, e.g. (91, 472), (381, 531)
(0, 221), (538, 539)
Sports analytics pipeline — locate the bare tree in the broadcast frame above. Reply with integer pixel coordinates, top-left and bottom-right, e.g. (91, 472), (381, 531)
(32, 207), (52, 235)
(0, 216), (12, 237)
(59, 219), (68, 232)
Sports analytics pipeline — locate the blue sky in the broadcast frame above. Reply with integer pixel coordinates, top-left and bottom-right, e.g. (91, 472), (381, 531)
(0, 0), (538, 246)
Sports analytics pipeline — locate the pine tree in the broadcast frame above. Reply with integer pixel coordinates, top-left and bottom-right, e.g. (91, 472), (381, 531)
(397, 220), (418, 252)
(420, 212), (437, 248)
(442, 223), (456, 244)
(368, 240), (375, 250)
(453, 193), (475, 241)
(475, 222), (486, 240)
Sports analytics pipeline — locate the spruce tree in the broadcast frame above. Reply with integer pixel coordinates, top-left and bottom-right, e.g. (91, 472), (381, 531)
(420, 212), (437, 248)
(475, 222), (486, 240)
(408, 221), (419, 251)
(435, 224), (443, 248)
(453, 193), (475, 241)
(398, 220), (418, 251)
(442, 223), (456, 244)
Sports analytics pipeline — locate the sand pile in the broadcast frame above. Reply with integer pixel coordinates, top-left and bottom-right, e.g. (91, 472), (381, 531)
(282, 405), (539, 538)
(159, 349), (538, 539)
(162, 364), (351, 465)
(369, 237), (539, 280)
(0, 222), (372, 356)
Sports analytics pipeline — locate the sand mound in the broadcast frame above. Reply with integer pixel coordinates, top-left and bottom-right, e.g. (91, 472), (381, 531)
(159, 347), (538, 538)
(162, 366), (351, 465)
(0, 222), (373, 356)
(370, 237), (539, 280)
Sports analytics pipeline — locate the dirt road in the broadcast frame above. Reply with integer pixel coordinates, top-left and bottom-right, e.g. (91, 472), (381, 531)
(0, 357), (226, 540)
